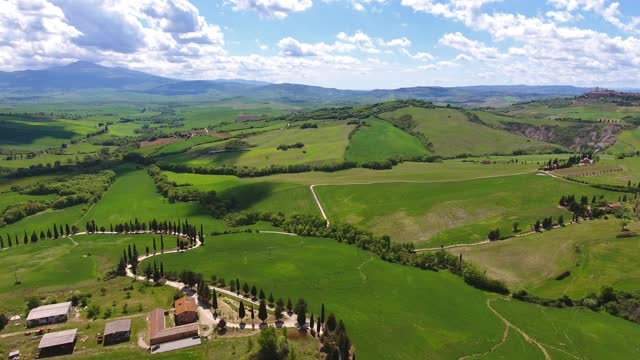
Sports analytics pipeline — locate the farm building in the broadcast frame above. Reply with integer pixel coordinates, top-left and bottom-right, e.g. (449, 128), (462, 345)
(175, 297), (198, 325)
(26, 302), (72, 327)
(149, 308), (199, 346)
(8, 349), (19, 360)
(103, 319), (131, 345)
(38, 328), (77, 357)
(579, 158), (593, 166)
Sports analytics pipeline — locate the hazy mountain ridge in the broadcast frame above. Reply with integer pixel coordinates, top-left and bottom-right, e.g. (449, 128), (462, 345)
(0, 62), (593, 105)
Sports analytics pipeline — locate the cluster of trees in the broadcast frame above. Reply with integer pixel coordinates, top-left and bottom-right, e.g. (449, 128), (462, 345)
(411, 250), (509, 294)
(533, 216), (562, 232)
(0, 171), (116, 226)
(318, 311), (353, 359)
(0, 313), (7, 331)
(544, 153), (594, 170)
(276, 142), (304, 151)
(224, 211), (285, 227)
(514, 286), (640, 324)
(487, 228), (501, 241)
(559, 194), (608, 220)
(157, 160), (360, 178)
(147, 165), (232, 216)
(299, 123), (318, 129)
(273, 99), (434, 123)
(0, 223), (78, 250)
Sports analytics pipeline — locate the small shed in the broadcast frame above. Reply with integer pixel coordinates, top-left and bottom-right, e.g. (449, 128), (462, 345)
(174, 297), (198, 325)
(38, 328), (77, 357)
(103, 319), (131, 345)
(8, 349), (19, 360)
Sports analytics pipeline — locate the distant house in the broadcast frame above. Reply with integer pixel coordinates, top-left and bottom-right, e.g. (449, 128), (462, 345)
(607, 202), (623, 209)
(26, 302), (72, 328)
(175, 297), (198, 325)
(579, 158), (593, 166)
(149, 308), (199, 346)
(38, 328), (77, 357)
(103, 319), (131, 346)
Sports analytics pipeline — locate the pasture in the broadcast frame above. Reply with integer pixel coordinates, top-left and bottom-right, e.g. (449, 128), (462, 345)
(156, 122), (354, 168)
(314, 173), (617, 246)
(492, 298), (640, 359)
(449, 220), (640, 298)
(379, 107), (557, 156)
(344, 118), (428, 162)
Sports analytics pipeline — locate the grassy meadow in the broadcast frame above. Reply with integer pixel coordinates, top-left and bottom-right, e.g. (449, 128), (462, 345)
(379, 107), (558, 156)
(315, 173), (618, 246)
(450, 220), (640, 298)
(344, 118), (428, 162)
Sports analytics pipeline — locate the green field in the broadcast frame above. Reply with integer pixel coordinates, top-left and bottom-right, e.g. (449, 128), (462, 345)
(450, 220), (640, 298)
(345, 118), (428, 162)
(147, 232), (506, 359)
(157, 122), (354, 168)
(605, 127), (640, 154)
(492, 298), (640, 359)
(379, 107), (558, 156)
(315, 173), (617, 246)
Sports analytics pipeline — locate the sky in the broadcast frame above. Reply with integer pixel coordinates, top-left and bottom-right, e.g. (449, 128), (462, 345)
(2, 0), (640, 89)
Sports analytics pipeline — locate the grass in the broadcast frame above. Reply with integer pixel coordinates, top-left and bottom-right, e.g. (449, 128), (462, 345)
(157, 122), (354, 168)
(449, 220), (640, 298)
(605, 127), (640, 154)
(147, 232), (505, 360)
(315, 173), (618, 247)
(0, 233), (174, 311)
(553, 157), (640, 187)
(492, 298), (640, 359)
(83, 165), (285, 233)
(344, 118), (428, 162)
(379, 107), (558, 156)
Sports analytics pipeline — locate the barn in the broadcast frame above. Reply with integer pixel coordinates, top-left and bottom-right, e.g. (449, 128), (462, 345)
(104, 319), (131, 345)
(174, 297), (198, 325)
(26, 302), (72, 328)
(149, 308), (199, 346)
(38, 328), (77, 357)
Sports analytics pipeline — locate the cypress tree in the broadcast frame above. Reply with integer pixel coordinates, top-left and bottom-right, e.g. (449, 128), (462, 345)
(23, 231), (28, 245)
(238, 302), (246, 324)
(258, 300), (268, 323)
(30, 231), (38, 243)
(320, 303), (325, 325)
(0, 235), (3, 249)
(212, 289), (218, 313)
(153, 238), (157, 254)
(53, 226), (59, 239)
(39, 231), (45, 241)
(251, 285), (257, 300)
(160, 235), (164, 253)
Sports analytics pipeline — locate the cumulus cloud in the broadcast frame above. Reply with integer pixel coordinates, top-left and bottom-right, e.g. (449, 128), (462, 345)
(401, 0), (640, 85)
(228, 0), (313, 19)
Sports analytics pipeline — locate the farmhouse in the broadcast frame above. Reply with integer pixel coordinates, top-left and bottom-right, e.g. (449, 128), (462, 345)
(149, 308), (199, 346)
(175, 297), (198, 325)
(103, 319), (131, 345)
(26, 302), (72, 328)
(579, 158), (593, 166)
(38, 328), (77, 357)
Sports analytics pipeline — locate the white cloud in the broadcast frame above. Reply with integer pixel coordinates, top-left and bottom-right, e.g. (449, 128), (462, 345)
(401, 0), (640, 85)
(400, 48), (434, 61)
(277, 37), (354, 57)
(378, 37), (412, 47)
(547, 0), (640, 33)
(455, 53), (472, 61)
(352, 2), (365, 11)
(545, 10), (581, 23)
(228, 0), (313, 19)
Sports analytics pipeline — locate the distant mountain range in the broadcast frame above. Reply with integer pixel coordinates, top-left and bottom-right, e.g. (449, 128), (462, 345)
(0, 61), (595, 106)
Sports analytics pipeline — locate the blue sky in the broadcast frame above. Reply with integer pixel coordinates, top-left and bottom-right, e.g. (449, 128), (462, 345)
(2, 0), (640, 89)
